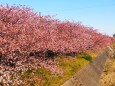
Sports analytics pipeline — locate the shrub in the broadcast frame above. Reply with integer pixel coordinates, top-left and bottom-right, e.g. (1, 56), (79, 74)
(82, 53), (92, 62)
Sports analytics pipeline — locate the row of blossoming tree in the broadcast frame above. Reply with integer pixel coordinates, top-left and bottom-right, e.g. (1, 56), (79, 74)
(0, 4), (114, 62)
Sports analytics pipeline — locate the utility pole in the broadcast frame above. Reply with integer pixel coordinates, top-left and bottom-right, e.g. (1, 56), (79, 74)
(39, 12), (41, 17)
(113, 33), (115, 37)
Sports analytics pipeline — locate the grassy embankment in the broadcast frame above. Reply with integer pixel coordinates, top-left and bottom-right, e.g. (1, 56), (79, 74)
(20, 51), (98, 86)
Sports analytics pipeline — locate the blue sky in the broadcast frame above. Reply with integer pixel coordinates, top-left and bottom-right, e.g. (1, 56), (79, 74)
(0, 0), (115, 36)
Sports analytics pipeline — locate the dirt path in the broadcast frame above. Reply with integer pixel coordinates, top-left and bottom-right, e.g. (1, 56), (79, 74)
(99, 58), (115, 86)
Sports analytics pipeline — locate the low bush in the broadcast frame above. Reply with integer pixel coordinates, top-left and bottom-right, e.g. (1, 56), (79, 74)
(82, 53), (92, 62)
